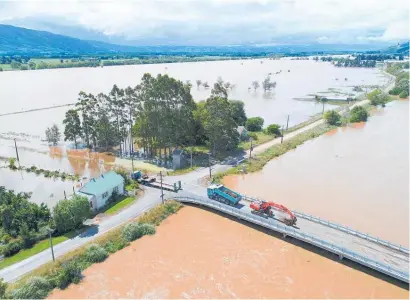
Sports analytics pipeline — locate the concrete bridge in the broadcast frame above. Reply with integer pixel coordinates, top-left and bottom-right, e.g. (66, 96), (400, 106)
(170, 194), (409, 283)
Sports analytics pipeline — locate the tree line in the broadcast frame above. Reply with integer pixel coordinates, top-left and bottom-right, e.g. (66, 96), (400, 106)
(0, 188), (90, 258)
(62, 74), (248, 157)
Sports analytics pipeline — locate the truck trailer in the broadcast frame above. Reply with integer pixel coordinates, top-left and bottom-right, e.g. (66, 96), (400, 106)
(207, 184), (241, 206)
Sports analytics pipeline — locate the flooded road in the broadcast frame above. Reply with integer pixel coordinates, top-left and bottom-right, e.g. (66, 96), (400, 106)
(49, 206), (408, 299)
(224, 100), (409, 246)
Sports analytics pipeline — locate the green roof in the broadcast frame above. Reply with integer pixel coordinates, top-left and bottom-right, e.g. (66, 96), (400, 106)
(79, 171), (124, 196)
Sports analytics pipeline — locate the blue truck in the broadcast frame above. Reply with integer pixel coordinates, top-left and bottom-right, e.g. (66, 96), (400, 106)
(207, 184), (242, 206)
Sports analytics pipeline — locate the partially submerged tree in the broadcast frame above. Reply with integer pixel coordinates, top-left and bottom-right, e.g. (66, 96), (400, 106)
(63, 109), (82, 149)
(252, 81), (260, 91)
(45, 124), (61, 146)
(324, 110), (341, 126)
(262, 76), (276, 92)
(349, 106), (369, 123)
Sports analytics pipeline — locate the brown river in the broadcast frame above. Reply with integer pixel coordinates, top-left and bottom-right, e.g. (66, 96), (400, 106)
(49, 206), (408, 299)
(224, 99), (409, 247)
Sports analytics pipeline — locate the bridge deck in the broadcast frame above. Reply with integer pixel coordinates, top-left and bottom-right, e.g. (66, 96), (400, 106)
(171, 195), (409, 283)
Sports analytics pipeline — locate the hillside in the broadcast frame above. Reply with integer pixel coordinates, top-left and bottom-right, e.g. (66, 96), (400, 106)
(382, 42), (409, 55)
(0, 24), (139, 55)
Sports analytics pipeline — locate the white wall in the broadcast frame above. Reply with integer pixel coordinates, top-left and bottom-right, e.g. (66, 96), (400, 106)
(95, 181), (125, 210)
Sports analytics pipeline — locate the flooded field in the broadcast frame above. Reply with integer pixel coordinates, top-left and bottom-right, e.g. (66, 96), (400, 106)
(0, 59), (387, 136)
(49, 206), (408, 299)
(224, 100), (409, 246)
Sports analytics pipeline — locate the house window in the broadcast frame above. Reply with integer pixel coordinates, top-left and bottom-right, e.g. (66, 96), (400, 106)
(113, 186), (119, 193)
(90, 201), (93, 208)
(102, 191), (109, 198)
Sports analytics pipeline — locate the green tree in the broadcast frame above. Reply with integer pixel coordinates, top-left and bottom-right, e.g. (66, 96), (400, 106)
(230, 100), (247, 126)
(202, 96), (239, 156)
(349, 106), (369, 123)
(45, 124), (61, 146)
(96, 109), (119, 150)
(53, 195), (91, 233)
(63, 109), (82, 149)
(28, 61), (36, 70)
(315, 95), (328, 113)
(262, 76), (276, 92)
(76, 92), (98, 148)
(324, 110), (341, 126)
(369, 90), (389, 106)
(10, 60), (21, 69)
(266, 124), (281, 136)
(245, 117), (264, 131)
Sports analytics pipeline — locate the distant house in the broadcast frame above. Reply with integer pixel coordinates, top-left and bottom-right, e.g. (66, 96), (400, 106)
(237, 126), (249, 141)
(78, 171), (124, 211)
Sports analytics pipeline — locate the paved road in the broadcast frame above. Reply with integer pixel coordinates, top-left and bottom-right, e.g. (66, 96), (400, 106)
(0, 90), (392, 282)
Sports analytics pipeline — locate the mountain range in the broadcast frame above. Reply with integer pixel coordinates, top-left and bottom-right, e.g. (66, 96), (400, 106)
(0, 24), (407, 56)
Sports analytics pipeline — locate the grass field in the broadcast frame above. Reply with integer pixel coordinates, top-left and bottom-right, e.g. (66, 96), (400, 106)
(104, 195), (137, 215)
(0, 64), (13, 71)
(0, 231), (77, 270)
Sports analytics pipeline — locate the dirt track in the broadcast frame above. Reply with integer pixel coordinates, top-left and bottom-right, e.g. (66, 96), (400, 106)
(49, 207), (408, 299)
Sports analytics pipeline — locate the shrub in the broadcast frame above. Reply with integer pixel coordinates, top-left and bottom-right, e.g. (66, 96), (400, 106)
(369, 90), (389, 106)
(247, 132), (258, 140)
(389, 87), (401, 95)
(399, 90), (408, 99)
(122, 223), (156, 242)
(324, 110), (341, 126)
(115, 167), (131, 185)
(85, 244), (108, 263)
(3, 239), (24, 257)
(53, 195), (91, 234)
(54, 260), (82, 289)
(349, 106), (368, 123)
(9, 276), (51, 299)
(266, 124), (281, 136)
(0, 278), (7, 299)
(245, 117), (264, 131)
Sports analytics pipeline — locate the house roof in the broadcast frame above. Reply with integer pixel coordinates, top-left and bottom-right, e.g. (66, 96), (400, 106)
(79, 171), (124, 196)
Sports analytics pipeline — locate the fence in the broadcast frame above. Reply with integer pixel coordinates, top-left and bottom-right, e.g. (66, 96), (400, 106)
(241, 195), (409, 255)
(293, 211), (409, 255)
(169, 195), (409, 283)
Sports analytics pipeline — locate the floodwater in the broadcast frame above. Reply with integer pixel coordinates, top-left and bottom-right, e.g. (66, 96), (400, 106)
(0, 59), (387, 136)
(49, 206), (409, 299)
(224, 100), (409, 246)
(0, 167), (76, 207)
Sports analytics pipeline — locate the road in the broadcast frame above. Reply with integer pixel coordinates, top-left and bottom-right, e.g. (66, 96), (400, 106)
(0, 87), (394, 283)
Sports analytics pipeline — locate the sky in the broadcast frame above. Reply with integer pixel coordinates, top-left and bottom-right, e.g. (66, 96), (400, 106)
(0, 0), (409, 45)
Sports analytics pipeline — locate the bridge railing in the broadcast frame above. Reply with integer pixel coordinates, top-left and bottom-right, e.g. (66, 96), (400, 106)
(241, 195), (409, 255)
(170, 196), (409, 283)
(293, 211), (409, 255)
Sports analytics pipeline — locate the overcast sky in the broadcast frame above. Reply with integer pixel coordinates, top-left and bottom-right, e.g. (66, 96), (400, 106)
(0, 0), (408, 45)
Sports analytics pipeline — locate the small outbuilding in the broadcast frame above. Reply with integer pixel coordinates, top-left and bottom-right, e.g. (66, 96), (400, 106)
(172, 149), (186, 170)
(78, 171), (124, 211)
(237, 126), (249, 141)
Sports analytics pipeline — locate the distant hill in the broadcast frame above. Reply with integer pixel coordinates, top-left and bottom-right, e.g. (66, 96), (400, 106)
(0, 24), (395, 56)
(382, 42), (409, 55)
(0, 24), (141, 55)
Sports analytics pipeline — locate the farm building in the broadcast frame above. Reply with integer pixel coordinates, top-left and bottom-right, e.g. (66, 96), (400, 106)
(78, 171), (124, 211)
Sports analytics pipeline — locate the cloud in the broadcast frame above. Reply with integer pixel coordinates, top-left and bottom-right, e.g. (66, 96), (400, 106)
(0, 0), (408, 45)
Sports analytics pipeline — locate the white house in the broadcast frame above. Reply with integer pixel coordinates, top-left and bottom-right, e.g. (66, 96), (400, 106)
(78, 171), (125, 211)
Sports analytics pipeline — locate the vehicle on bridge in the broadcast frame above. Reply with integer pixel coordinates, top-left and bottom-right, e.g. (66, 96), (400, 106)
(207, 184), (242, 206)
(250, 199), (297, 226)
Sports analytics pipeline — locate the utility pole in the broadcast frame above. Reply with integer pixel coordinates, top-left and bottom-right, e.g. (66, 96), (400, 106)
(131, 153), (135, 174)
(281, 125), (284, 144)
(190, 146), (193, 168)
(49, 229), (55, 262)
(208, 152), (212, 179)
(286, 115), (290, 131)
(14, 139), (20, 166)
(249, 138), (253, 159)
(160, 171), (164, 204)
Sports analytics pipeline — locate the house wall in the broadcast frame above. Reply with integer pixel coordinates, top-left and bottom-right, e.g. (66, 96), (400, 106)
(95, 181), (125, 210)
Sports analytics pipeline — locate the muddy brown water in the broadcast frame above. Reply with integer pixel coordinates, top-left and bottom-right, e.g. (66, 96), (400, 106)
(224, 100), (409, 247)
(49, 207), (408, 299)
